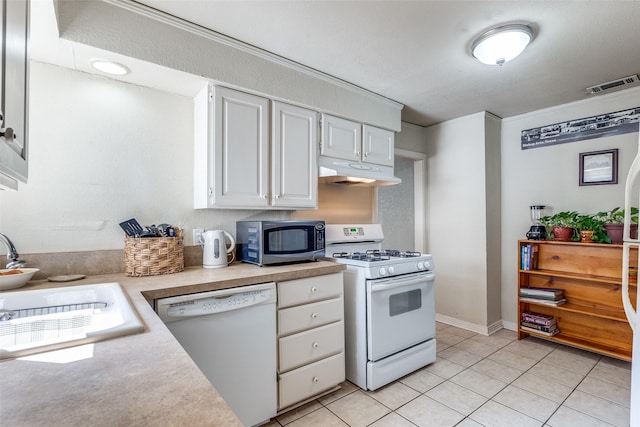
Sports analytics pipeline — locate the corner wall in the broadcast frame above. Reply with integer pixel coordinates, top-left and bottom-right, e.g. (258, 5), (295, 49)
(425, 112), (500, 332)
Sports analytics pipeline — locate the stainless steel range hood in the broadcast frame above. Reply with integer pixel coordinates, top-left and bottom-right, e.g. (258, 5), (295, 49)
(318, 156), (401, 187)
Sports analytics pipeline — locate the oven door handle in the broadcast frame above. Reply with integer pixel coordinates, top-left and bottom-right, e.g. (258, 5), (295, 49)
(370, 272), (435, 292)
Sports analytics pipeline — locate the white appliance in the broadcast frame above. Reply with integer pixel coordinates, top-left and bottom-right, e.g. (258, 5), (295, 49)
(325, 224), (436, 391)
(156, 283), (277, 426)
(202, 229), (235, 268)
(622, 127), (640, 425)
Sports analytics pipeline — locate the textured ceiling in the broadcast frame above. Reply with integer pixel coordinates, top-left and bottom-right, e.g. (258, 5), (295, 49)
(31, 0), (640, 127)
(132, 0), (640, 126)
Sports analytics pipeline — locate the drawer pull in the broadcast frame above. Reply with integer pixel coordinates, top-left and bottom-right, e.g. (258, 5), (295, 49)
(313, 377), (319, 383)
(311, 313), (318, 319)
(312, 342), (319, 348)
(311, 287), (318, 293)
(552, 255), (559, 260)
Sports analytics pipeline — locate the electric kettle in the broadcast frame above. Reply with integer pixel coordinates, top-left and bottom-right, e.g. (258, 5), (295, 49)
(202, 230), (236, 268)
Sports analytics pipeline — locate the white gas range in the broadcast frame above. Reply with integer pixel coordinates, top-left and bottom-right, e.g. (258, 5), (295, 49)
(325, 224), (436, 391)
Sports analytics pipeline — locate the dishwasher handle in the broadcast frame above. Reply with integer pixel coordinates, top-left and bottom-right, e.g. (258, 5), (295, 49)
(156, 282), (276, 323)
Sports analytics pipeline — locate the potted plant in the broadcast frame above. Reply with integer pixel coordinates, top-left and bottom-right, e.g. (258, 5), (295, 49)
(540, 211), (579, 241)
(595, 207), (639, 244)
(575, 213), (608, 243)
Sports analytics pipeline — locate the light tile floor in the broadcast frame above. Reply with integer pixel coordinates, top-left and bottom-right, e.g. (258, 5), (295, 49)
(266, 322), (632, 427)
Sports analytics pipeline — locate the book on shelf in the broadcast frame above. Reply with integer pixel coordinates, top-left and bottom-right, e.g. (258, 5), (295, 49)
(519, 287), (564, 299)
(520, 244), (539, 271)
(520, 297), (567, 306)
(521, 311), (556, 326)
(520, 321), (556, 332)
(520, 324), (560, 336)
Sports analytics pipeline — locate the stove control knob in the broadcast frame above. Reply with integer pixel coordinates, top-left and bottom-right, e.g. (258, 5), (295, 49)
(424, 261), (431, 270)
(388, 266), (395, 275)
(379, 267), (387, 276)
(417, 261), (425, 270)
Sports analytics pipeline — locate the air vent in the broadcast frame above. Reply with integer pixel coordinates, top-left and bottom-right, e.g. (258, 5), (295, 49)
(586, 75), (640, 95)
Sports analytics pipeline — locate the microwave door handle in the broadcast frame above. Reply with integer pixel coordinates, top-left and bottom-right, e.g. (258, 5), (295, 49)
(370, 272), (435, 292)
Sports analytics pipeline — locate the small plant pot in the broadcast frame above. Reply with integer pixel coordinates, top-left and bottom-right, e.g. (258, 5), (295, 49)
(579, 230), (595, 243)
(552, 226), (575, 241)
(604, 223), (638, 244)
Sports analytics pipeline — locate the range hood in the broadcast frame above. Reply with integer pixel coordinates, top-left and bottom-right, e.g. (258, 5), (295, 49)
(318, 156), (401, 187)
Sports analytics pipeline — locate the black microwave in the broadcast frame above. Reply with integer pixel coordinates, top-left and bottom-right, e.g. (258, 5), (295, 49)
(236, 220), (325, 266)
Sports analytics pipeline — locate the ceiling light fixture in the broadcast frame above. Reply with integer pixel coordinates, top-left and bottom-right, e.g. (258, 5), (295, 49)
(89, 59), (130, 75)
(471, 24), (533, 66)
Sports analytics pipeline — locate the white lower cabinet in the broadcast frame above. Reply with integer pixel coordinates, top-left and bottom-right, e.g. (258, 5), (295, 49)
(276, 273), (345, 411)
(278, 353), (345, 410)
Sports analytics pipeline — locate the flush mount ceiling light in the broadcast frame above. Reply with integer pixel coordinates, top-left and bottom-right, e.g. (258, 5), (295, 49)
(471, 24), (533, 66)
(89, 59), (130, 75)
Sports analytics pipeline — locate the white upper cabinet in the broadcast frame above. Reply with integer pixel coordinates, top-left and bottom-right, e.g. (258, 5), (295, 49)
(194, 84), (318, 209)
(0, 0), (29, 189)
(271, 102), (317, 209)
(321, 114), (394, 167)
(320, 115), (361, 162)
(362, 124), (394, 167)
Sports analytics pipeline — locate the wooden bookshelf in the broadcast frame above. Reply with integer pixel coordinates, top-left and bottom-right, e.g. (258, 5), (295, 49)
(518, 240), (637, 361)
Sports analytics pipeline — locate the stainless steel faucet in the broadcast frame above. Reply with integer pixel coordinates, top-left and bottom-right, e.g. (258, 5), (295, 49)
(0, 233), (26, 269)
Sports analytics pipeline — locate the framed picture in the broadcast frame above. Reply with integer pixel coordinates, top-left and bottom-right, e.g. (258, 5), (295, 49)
(579, 149), (618, 186)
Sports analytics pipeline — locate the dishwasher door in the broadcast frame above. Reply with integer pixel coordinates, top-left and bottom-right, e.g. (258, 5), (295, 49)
(156, 282), (277, 427)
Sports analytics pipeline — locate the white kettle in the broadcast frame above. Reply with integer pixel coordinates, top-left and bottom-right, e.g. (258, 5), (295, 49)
(202, 230), (236, 268)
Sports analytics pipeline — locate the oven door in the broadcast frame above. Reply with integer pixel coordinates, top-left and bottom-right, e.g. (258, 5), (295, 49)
(366, 271), (435, 362)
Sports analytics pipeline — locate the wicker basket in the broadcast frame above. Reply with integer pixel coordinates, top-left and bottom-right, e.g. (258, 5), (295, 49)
(124, 228), (184, 277)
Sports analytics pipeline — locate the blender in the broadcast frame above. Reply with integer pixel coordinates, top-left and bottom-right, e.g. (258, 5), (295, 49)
(526, 205), (547, 240)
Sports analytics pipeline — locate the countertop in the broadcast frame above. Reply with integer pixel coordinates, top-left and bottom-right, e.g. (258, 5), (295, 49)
(0, 260), (345, 426)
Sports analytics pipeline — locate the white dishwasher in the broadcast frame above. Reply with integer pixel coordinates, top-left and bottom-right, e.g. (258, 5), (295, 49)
(156, 282), (277, 427)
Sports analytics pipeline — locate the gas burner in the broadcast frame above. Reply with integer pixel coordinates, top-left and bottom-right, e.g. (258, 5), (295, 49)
(372, 249), (423, 258)
(333, 251), (391, 262)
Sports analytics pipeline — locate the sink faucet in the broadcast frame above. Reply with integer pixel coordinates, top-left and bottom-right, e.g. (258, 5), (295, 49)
(0, 233), (26, 269)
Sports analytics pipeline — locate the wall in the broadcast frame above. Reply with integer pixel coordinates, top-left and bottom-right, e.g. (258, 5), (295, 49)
(0, 62), (289, 254)
(424, 112), (499, 333)
(500, 86), (640, 328)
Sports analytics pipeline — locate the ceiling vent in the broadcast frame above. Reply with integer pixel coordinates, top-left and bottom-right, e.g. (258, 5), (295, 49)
(586, 74), (640, 95)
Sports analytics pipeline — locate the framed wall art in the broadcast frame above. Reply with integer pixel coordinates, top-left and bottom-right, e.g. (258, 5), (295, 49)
(579, 149), (618, 186)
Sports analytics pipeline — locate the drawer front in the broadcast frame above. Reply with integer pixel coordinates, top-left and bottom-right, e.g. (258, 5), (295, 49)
(279, 321), (344, 372)
(278, 297), (343, 336)
(278, 352), (345, 410)
(278, 273), (343, 308)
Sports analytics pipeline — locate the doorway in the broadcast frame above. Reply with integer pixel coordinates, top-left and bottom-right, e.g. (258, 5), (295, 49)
(377, 149), (427, 252)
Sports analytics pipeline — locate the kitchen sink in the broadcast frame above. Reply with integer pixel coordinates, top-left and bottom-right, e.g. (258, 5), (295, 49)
(0, 282), (145, 359)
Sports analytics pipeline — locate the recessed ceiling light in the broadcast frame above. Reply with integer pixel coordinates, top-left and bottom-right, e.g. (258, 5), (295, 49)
(471, 24), (533, 66)
(89, 59), (130, 75)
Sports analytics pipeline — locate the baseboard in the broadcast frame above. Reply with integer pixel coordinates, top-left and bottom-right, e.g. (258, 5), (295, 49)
(501, 320), (518, 332)
(436, 314), (505, 336)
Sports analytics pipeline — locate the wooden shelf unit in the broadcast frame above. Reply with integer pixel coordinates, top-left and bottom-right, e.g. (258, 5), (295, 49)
(517, 240), (637, 361)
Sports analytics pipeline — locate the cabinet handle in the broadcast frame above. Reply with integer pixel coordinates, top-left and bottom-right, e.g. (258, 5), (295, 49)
(364, 151), (369, 157)
(312, 342), (318, 348)
(311, 313), (318, 319)
(552, 255), (559, 260)
(311, 286), (317, 293)
(356, 151), (361, 156)
(0, 127), (15, 143)
(275, 194), (281, 199)
(312, 377), (319, 383)
(262, 194), (268, 199)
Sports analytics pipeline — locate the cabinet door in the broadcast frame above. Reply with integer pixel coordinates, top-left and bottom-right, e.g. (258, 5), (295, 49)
(362, 125), (394, 167)
(320, 114), (361, 161)
(212, 86), (270, 208)
(271, 102), (317, 208)
(0, 0), (29, 185)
